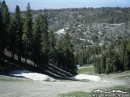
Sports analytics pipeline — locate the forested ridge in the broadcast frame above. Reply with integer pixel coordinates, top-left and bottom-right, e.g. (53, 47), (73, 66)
(21, 7), (130, 31)
(0, 1), (76, 75)
(0, 0), (130, 74)
(20, 7), (130, 52)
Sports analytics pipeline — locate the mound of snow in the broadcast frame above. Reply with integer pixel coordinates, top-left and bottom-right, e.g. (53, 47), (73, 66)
(9, 70), (56, 82)
(73, 74), (101, 82)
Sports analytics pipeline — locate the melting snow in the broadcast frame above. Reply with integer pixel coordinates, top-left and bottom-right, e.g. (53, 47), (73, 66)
(9, 70), (56, 81)
(73, 74), (102, 82)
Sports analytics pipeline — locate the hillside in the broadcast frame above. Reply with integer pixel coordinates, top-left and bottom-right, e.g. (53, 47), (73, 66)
(21, 7), (130, 52)
(57, 22), (130, 52)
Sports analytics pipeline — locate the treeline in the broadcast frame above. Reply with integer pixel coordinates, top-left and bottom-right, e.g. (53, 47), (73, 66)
(94, 39), (130, 74)
(75, 45), (104, 65)
(21, 7), (130, 31)
(0, 1), (76, 74)
(75, 39), (130, 74)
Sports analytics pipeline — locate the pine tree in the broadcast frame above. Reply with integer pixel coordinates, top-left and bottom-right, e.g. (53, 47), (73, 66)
(7, 16), (16, 58)
(100, 54), (106, 73)
(7, 5), (23, 60)
(0, 0), (2, 62)
(0, 0), (10, 53)
(119, 40), (127, 71)
(40, 14), (49, 69)
(32, 14), (49, 69)
(56, 32), (76, 74)
(32, 14), (48, 68)
(124, 50), (129, 70)
(57, 39), (66, 69)
(94, 57), (101, 74)
(123, 42), (130, 70)
(111, 51), (120, 72)
(105, 58), (112, 74)
(64, 32), (76, 73)
(126, 42), (130, 69)
(22, 3), (33, 64)
(48, 30), (57, 65)
(14, 5), (23, 62)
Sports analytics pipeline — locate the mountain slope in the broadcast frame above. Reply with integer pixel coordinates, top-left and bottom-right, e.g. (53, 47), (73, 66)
(20, 7), (130, 52)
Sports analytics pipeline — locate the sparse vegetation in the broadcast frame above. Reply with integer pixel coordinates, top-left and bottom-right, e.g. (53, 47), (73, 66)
(105, 85), (130, 94)
(59, 91), (91, 97)
(0, 75), (23, 82)
(77, 66), (94, 74)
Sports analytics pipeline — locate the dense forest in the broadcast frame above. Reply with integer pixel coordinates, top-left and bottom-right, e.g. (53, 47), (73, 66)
(0, 1), (76, 74)
(75, 39), (130, 74)
(0, 0), (130, 75)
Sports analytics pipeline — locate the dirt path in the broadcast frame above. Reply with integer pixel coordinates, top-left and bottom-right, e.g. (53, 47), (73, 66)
(0, 75), (126, 97)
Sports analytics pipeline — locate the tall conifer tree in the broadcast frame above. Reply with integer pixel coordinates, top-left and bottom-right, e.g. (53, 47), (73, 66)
(48, 30), (57, 65)
(8, 16), (16, 58)
(22, 3), (32, 64)
(15, 5), (23, 62)
(0, 0), (10, 53)
(32, 14), (48, 69)
(0, 0), (2, 62)
(8, 5), (23, 60)
(41, 14), (49, 69)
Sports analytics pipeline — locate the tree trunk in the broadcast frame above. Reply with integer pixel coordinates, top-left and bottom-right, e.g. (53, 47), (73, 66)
(11, 52), (14, 59)
(25, 42), (28, 65)
(34, 60), (36, 67)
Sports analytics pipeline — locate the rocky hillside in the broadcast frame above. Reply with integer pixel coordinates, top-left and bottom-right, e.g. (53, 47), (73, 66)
(55, 22), (130, 52)
(21, 7), (130, 51)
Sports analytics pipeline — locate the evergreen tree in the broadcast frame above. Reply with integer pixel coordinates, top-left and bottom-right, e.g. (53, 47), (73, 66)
(48, 30), (57, 65)
(111, 51), (120, 72)
(40, 14), (49, 69)
(14, 5), (23, 62)
(57, 39), (66, 69)
(0, 0), (2, 62)
(7, 16), (16, 58)
(22, 3), (33, 64)
(7, 5), (23, 60)
(126, 42), (130, 69)
(32, 14), (48, 68)
(124, 50), (129, 70)
(119, 40), (127, 70)
(57, 32), (76, 74)
(64, 32), (76, 73)
(0, 0), (10, 53)
(100, 54), (106, 73)
(94, 57), (101, 74)
(105, 58), (112, 74)
(123, 42), (130, 70)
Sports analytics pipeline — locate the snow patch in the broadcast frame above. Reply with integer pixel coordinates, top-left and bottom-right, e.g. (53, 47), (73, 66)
(80, 38), (86, 41)
(9, 70), (56, 82)
(99, 43), (103, 46)
(73, 74), (101, 82)
(55, 29), (66, 34)
(98, 30), (102, 35)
